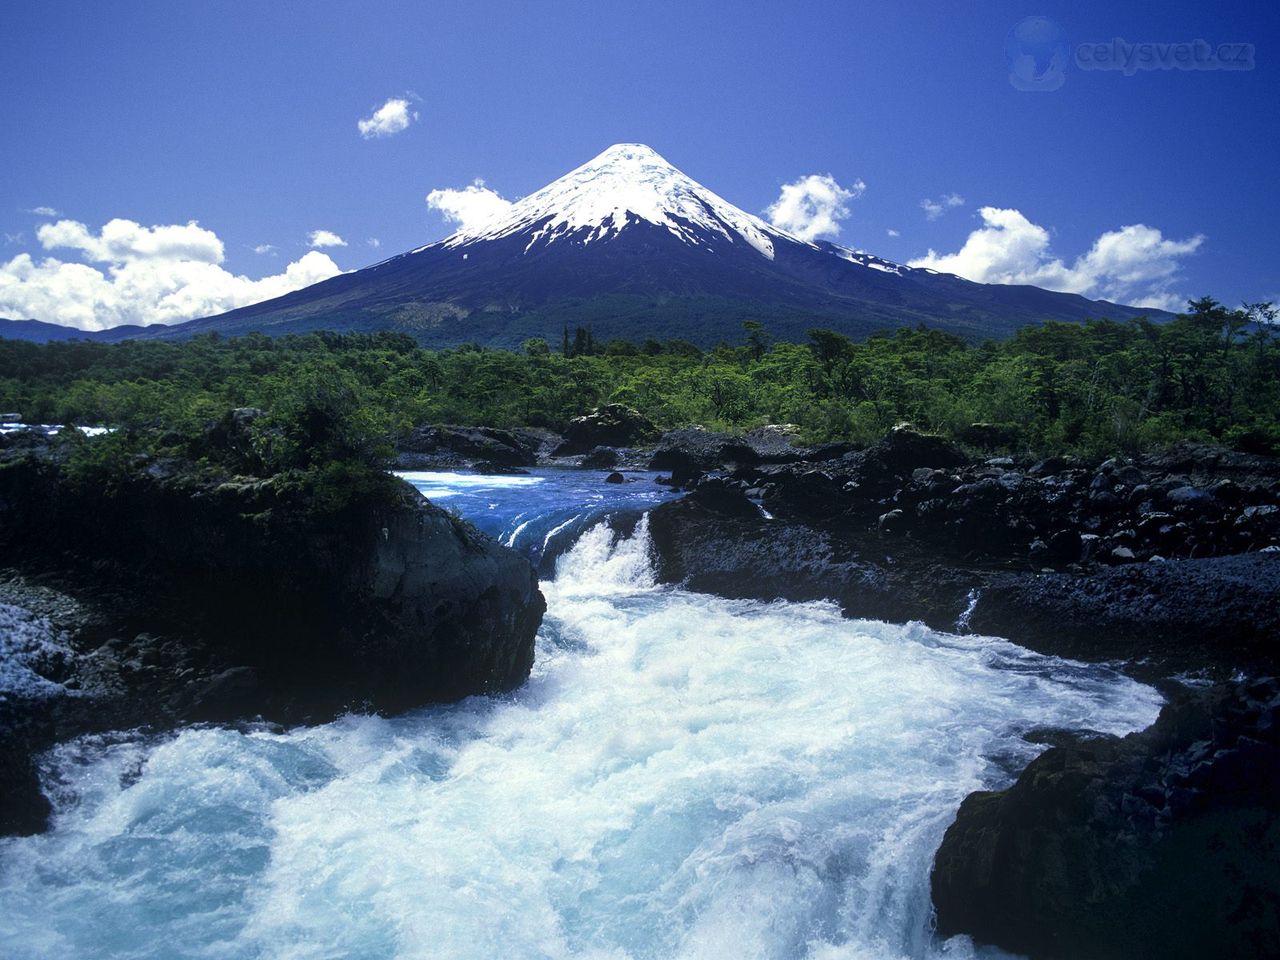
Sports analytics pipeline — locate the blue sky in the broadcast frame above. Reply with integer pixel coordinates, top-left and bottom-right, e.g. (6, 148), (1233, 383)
(1, 0), (1277, 328)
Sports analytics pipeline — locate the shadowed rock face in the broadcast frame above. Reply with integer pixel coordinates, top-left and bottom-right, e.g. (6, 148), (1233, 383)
(645, 484), (975, 629)
(394, 424), (550, 470)
(966, 553), (1280, 667)
(0, 443), (545, 835)
(645, 427), (1280, 670)
(931, 678), (1280, 960)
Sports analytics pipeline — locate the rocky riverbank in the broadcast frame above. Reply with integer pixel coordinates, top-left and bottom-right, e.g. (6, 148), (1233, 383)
(383, 410), (1280, 957)
(634, 421), (1280, 958)
(0, 429), (544, 836)
(932, 677), (1280, 959)
(637, 424), (1279, 667)
(394, 414), (1280, 666)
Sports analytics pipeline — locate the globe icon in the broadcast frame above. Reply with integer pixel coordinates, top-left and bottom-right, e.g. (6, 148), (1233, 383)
(1006, 17), (1070, 91)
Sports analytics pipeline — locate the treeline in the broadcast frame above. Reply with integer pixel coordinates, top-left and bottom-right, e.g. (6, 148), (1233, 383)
(2, 298), (1277, 458)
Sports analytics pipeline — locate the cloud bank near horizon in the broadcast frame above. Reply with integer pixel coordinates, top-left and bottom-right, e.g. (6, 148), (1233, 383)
(909, 207), (1203, 310)
(0, 218), (343, 330)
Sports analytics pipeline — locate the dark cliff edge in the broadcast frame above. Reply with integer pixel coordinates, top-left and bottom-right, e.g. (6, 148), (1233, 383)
(932, 678), (1280, 960)
(645, 426), (1280, 672)
(0, 439), (544, 836)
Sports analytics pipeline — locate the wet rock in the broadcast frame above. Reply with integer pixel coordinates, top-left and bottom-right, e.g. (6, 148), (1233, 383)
(933, 678), (1280, 960)
(1029, 457), (1069, 477)
(647, 491), (974, 627)
(396, 424), (542, 469)
(472, 460), (530, 475)
(966, 553), (1280, 668)
(581, 446), (620, 469)
(649, 427), (753, 482)
(0, 447), (548, 835)
(187, 666), (261, 720)
(1167, 485), (1217, 508)
(877, 509), (907, 534)
(0, 727), (51, 836)
(1140, 442), (1280, 484)
(604, 471), (625, 484)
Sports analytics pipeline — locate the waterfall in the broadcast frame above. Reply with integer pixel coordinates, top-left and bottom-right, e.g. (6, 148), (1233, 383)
(0, 472), (1163, 960)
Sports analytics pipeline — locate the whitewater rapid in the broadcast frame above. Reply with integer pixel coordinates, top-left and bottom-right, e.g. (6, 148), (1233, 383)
(0, 473), (1163, 960)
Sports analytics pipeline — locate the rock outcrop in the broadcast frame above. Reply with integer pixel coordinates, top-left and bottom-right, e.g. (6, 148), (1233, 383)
(552, 404), (659, 456)
(394, 424), (555, 470)
(646, 483), (976, 628)
(0, 438), (545, 835)
(646, 427), (1280, 669)
(648, 424), (850, 485)
(967, 553), (1280, 667)
(711, 427), (1280, 568)
(932, 678), (1280, 959)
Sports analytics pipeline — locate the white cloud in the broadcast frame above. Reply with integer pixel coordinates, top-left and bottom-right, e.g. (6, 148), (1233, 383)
(920, 193), (965, 221)
(4, 232), (24, 245)
(358, 97), (418, 139)
(765, 174), (866, 242)
(39, 217), (225, 263)
(0, 218), (343, 331)
(253, 243), (277, 255)
(367, 237), (381, 248)
(307, 229), (347, 248)
(908, 206), (1204, 309)
(886, 228), (900, 238)
(426, 179), (513, 234)
(26, 206), (59, 217)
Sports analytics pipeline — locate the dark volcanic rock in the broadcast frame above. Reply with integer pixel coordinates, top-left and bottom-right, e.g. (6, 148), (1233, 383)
(0, 727), (50, 836)
(0, 456), (545, 715)
(933, 678), (1280, 960)
(646, 492), (974, 627)
(1140, 441), (1280, 485)
(581, 446), (620, 469)
(967, 553), (1280, 668)
(650, 435), (1280, 670)
(395, 424), (544, 469)
(552, 404), (658, 456)
(0, 444), (545, 834)
(858, 424), (967, 479)
(472, 460), (530, 475)
(741, 433), (1279, 570)
(648, 427), (753, 484)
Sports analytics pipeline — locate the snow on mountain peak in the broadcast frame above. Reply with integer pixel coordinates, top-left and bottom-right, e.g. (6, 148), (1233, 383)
(443, 143), (789, 259)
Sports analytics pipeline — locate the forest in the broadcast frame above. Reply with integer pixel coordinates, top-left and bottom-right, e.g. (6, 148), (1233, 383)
(2, 298), (1277, 462)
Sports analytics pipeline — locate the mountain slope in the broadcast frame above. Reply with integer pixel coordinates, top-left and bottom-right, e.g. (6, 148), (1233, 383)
(24, 145), (1169, 346)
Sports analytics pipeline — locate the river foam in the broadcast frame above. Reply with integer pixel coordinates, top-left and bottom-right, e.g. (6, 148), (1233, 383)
(0, 474), (1162, 960)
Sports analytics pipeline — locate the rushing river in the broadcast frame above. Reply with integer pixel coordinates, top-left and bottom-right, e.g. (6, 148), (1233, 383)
(0, 470), (1162, 960)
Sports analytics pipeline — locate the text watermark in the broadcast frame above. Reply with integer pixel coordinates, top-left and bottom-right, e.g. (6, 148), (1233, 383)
(1007, 18), (1255, 91)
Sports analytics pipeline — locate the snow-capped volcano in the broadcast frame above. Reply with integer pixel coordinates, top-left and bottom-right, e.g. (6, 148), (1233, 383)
(442, 143), (787, 259)
(124, 143), (1165, 348)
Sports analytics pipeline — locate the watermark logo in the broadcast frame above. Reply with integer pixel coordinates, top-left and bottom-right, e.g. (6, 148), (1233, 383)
(1077, 39), (1255, 75)
(1006, 17), (1071, 91)
(1008, 18), (1256, 90)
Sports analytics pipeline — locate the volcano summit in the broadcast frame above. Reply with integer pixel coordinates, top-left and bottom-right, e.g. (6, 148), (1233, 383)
(60, 144), (1166, 346)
